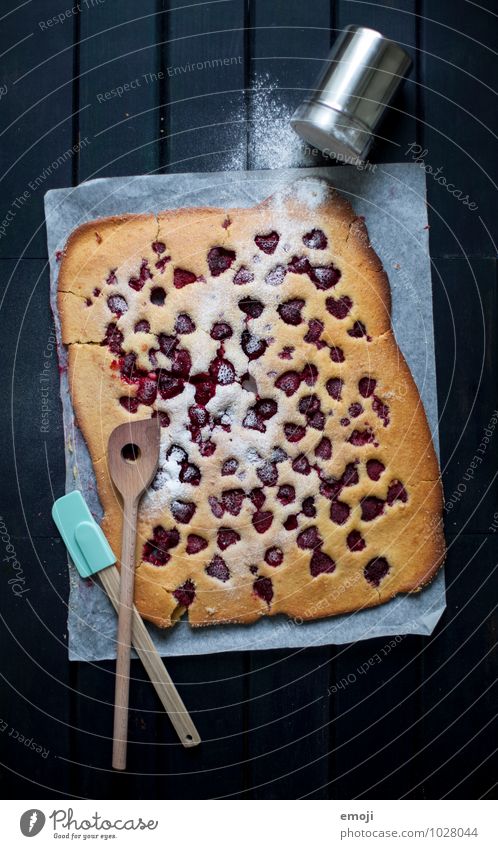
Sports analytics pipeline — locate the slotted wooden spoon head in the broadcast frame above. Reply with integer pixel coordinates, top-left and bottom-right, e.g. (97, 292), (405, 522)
(107, 418), (161, 502)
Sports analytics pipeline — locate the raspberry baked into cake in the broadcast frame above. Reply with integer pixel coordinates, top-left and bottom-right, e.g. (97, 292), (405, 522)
(58, 178), (445, 628)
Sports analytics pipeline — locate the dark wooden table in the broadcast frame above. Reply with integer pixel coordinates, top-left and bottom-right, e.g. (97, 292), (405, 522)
(1, 0), (496, 800)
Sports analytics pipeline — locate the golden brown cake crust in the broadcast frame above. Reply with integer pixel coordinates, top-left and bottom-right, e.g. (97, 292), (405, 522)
(58, 178), (445, 629)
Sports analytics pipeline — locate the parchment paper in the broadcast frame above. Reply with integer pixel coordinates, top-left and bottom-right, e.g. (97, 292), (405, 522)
(45, 164), (446, 660)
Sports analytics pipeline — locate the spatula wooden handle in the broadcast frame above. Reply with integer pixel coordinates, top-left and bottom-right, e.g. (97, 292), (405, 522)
(100, 566), (200, 747)
(112, 496), (137, 770)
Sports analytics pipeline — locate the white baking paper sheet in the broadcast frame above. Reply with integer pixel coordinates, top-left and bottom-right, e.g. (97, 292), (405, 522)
(45, 164), (446, 660)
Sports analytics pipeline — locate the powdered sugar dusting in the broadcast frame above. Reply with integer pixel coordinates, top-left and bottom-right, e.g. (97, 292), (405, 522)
(226, 74), (312, 171)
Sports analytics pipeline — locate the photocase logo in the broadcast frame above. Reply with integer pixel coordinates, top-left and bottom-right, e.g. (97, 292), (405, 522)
(20, 810), (46, 837)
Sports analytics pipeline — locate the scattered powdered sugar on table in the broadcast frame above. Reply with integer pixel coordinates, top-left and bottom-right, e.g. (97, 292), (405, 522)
(226, 74), (314, 171)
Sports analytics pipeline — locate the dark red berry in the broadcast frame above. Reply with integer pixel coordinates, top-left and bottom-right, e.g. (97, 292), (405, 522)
(107, 294), (128, 316)
(348, 428), (374, 446)
(341, 462), (359, 487)
(304, 319), (324, 346)
(387, 480), (408, 505)
(302, 363), (318, 386)
(257, 462), (278, 486)
(233, 266), (254, 285)
(265, 265), (286, 286)
(255, 398), (278, 420)
(208, 246), (236, 276)
(302, 228), (327, 249)
(301, 496), (316, 517)
(175, 313), (196, 334)
(347, 530), (366, 552)
(136, 377), (157, 405)
(186, 534), (208, 554)
(119, 396), (138, 413)
(152, 241), (166, 254)
(102, 322), (124, 354)
(366, 459), (385, 481)
(217, 529), (240, 550)
(265, 547), (283, 567)
(170, 500), (196, 523)
(372, 395), (390, 426)
(277, 298), (304, 326)
(297, 526), (322, 550)
(155, 256), (171, 273)
(348, 320), (367, 338)
(277, 484), (295, 505)
(325, 295), (352, 319)
(253, 575), (273, 603)
(179, 462), (201, 486)
(158, 372), (184, 400)
(209, 356), (236, 385)
(252, 510), (273, 534)
(221, 458), (238, 476)
(222, 489), (245, 516)
(283, 514), (298, 531)
(255, 231), (279, 254)
(315, 437), (332, 460)
(292, 454), (311, 475)
(250, 488), (266, 509)
(275, 370), (302, 397)
(364, 557), (390, 586)
(174, 268), (197, 288)
(330, 501), (350, 525)
(173, 579), (195, 608)
(310, 264), (341, 290)
(310, 550), (335, 577)
(150, 287), (166, 305)
(208, 496), (225, 518)
(359, 377), (377, 398)
(206, 555), (230, 582)
(158, 334), (178, 357)
(330, 346), (345, 363)
(134, 319), (150, 333)
(238, 297), (264, 318)
(284, 423), (306, 443)
(360, 497), (385, 521)
(241, 330), (267, 360)
(349, 402), (363, 418)
(326, 377), (343, 400)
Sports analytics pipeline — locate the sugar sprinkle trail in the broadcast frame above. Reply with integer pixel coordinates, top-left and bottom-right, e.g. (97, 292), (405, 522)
(226, 74), (315, 171)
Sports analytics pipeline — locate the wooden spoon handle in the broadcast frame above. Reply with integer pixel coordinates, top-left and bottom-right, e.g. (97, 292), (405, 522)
(100, 566), (201, 746)
(112, 496), (138, 770)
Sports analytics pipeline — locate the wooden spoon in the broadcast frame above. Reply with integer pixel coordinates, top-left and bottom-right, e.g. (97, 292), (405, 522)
(107, 417), (161, 770)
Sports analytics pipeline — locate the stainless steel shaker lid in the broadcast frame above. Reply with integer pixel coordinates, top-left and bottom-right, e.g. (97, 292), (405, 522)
(291, 26), (412, 162)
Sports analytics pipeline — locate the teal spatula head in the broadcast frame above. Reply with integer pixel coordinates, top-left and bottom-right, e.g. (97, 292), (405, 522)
(52, 491), (115, 578)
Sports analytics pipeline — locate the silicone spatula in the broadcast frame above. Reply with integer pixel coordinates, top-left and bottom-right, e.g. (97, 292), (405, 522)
(52, 489), (201, 758)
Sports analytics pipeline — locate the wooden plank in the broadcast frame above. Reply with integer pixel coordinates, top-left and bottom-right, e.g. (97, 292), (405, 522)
(154, 653), (249, 799)
(245, 647), (332, 799)
(332, 635), (425, 798)
(432, 258), (498, 535)
(0, 1), (74, 258)
(245, 0), (333, 800)
(0, 259), (65, 539)
(248, 0), (333, 170)
(420, 0), (498, 255)
(336, 0), (418, 161)
(0, 536), (71, 797)
(78, 0), (160, 181)
(418, 533), (498, 798)
(165, 0), (247, 172)
(71, 4), (164, 795)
